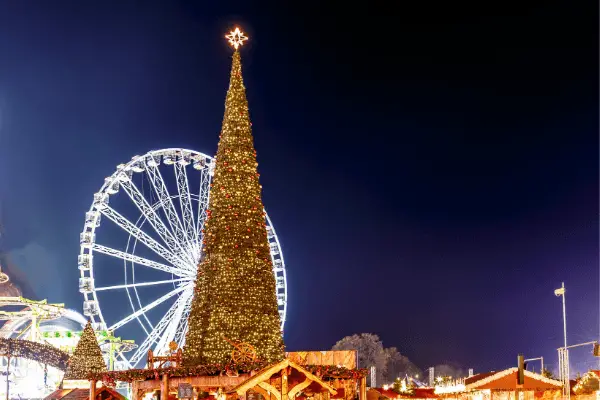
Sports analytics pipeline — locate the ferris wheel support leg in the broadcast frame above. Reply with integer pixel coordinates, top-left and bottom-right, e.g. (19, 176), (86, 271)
(154, 287), (192, 355)
(172, 293), (193, 348)
(128, 291), (188, 366)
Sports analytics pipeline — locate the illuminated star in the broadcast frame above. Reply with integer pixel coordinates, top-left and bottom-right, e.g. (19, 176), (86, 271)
(226, 27), (248, 50)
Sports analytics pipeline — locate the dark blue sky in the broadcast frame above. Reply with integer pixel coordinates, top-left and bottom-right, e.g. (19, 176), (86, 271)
(0, 1), (597, 374)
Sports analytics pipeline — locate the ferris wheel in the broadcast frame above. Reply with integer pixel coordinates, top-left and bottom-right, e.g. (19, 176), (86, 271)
(78, 148), (287, 369)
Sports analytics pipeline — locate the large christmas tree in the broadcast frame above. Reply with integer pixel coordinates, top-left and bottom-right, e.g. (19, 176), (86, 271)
(64, 321), (106, 380)
(183, 28), (284, 366)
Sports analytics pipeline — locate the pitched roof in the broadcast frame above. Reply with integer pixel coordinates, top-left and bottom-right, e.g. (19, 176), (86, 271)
(44, 387), (126, 400)
(227, 358), (336, 395)
(465, 372), (498, 386)
(372, 388), (438, 399)
(465, 368), (562, 390)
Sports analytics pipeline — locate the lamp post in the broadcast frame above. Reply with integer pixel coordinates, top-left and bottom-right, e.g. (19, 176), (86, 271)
(555, 283), (568, 357)
(555, 282), (569, 400)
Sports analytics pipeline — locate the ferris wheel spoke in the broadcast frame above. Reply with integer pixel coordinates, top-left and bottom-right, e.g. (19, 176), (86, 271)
(94, 278), (191, 292)
(128, 290), (188, 366)
(196, 167), (212, 252)
(117, 351), (133, 370)
(173, 290), (193, 347)
(154, 285), (193, 356)
(119, 178), (196, 266)
(92, 244), (185, 277)
(98, 206), (188, 269)
(145, 164), (196, 264)
(174, 163), (198, 250)
(108, 285), (187, 332)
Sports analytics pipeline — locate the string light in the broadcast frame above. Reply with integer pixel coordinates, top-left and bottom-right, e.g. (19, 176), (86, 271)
(573, 371), (600, 394)
(183, 28), (284, 366)
(89, 363), (368, 383)
(0, 338), (69, 371)
(392, 377), (415, 395)
(63, 321), (106, 380)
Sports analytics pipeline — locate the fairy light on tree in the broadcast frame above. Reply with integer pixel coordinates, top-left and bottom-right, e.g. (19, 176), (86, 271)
(183, 27), (285, 366)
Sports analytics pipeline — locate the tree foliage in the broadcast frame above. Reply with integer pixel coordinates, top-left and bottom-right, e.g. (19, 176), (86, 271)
(541, 368), (557, 380)
(574, 372), (599, 394)
(432, 364), (467, 380)
(386, 347), (422, 381)
(332, 333), (421, 385)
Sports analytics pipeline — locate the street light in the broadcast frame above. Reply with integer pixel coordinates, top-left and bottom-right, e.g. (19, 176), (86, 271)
(554, 283), (567, 351)
(555, 282), (569, 400)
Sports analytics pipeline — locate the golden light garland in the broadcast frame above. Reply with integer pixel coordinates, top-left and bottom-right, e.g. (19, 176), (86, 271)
(573, 371), (600, 394)
(0, 338), (69, 370)
(183, 28), (284, 366)
(89, 363), (368, 383)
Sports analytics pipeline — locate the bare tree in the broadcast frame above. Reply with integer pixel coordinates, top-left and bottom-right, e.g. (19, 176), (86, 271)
(333, 333), (389, 385)
(433, 364), (466, 379)
(384, 347), (422, 382)
(332, 334), (423, 386)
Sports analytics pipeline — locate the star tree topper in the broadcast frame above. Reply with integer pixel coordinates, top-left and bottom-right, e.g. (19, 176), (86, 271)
(226, 27), (248, 50)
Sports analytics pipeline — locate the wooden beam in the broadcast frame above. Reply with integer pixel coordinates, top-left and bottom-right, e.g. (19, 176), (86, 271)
(131, 381), (138, 400)
(89, 380), (96, 400)
(233, 360), (290, 394)
(286, 361), (336, 395)
(288, 378), (312, 399)
(258, 382), (282, 400)
(359, 377), (366, 400)
(161, 374), (169, 400)
(254, 385), (270, 400)
(282, 368), (289, 400)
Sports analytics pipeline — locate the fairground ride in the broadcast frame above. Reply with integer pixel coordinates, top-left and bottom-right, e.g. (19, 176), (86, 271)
(0, 271), (136, 397)
(0, 268), (73, 398)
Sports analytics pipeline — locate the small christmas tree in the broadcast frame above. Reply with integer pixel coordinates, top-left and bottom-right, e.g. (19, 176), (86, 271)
(542, 368), (556, 380)
(63, 321), (106, 380)
(392, 377), (415, 395)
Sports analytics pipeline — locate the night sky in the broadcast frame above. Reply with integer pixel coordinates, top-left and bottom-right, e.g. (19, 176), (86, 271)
(0, 1), (598, 375)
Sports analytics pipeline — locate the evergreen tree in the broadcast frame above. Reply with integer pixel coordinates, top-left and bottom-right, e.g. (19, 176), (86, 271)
(183, 29), (284, 366)
(542, 368), (556, 380)
(392, 377), (415, 395)
(64, 321), (106, 380)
